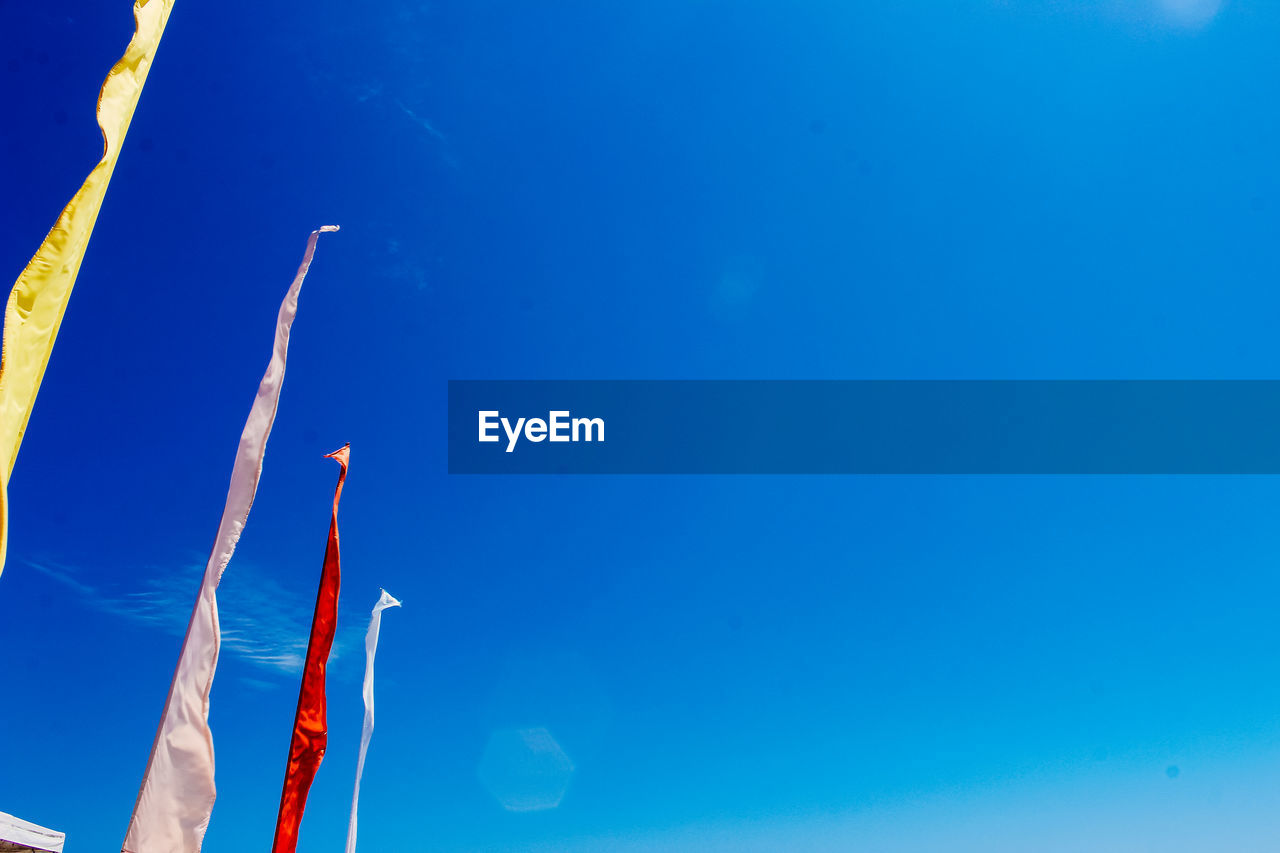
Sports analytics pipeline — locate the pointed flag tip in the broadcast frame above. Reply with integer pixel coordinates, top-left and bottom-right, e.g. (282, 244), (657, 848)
(324, 443), (351, 466)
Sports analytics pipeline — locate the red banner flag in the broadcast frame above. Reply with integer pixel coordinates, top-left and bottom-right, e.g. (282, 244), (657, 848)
(271, 444), (350, 853)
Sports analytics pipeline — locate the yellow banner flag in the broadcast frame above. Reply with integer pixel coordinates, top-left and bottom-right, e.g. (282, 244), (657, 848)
(0, 0), (175, 578)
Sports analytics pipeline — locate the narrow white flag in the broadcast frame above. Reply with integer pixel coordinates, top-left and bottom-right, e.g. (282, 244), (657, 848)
(345, 589), (402, 853)
(122, 227), (339, 853)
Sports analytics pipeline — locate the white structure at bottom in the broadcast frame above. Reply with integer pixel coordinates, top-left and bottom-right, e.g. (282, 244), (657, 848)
(0, 812), (64, 853)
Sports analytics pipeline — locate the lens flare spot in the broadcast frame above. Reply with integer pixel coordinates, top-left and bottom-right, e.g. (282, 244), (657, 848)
(477, 727), (576, 812)
(1157, 0), (1224, 28)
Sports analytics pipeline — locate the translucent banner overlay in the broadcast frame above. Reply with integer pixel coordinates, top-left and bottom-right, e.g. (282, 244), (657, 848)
(447, 381), (1280, 474)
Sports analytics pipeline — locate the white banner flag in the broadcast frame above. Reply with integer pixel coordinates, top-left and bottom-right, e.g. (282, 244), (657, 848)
(122, 227), (339, 853)
(345, 589), (402, 853)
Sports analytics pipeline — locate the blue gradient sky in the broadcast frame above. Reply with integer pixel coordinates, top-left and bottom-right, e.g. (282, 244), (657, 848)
(4, 0), (1280, 850)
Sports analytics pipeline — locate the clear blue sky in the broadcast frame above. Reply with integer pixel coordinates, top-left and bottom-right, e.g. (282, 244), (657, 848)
(4, 0), (1280, 850)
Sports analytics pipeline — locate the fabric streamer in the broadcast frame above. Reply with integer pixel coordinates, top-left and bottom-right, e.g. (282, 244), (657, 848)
(345, 589), (402, 853)
(271, 444), (351, 853)
(122, 226), (339, 853)
(0, 0), (176, 580)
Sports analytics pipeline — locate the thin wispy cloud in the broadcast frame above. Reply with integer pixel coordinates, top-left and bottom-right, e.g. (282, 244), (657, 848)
(25, 558), (363, 677)
(394, 97), (446, 143)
